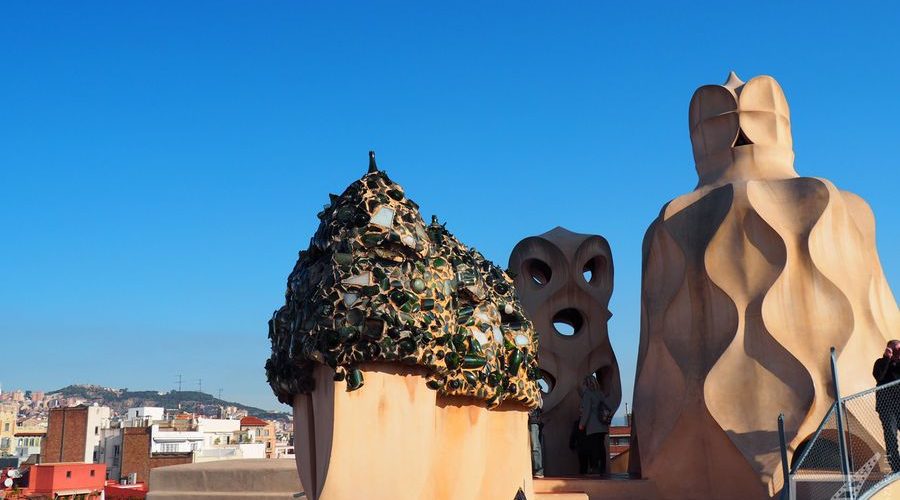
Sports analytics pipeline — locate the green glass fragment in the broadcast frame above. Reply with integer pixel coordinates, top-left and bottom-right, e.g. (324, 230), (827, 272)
(462, 355), (486, 369)
(347, 369), (364, 391)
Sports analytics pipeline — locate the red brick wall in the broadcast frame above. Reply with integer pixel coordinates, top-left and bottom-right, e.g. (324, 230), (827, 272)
(120, 427), (190, 485)
(120, 427), (151, 483)
(148, 454), (192, 473)
(41, 407), (88, 463)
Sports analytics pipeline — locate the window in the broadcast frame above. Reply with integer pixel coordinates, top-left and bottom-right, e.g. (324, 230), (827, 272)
(90, 469), (96, 477)
(113, 445), (120, 457)
(66, 471), (72, 478)
(95, 426), (99, 435)
(3, 423), (8, 432)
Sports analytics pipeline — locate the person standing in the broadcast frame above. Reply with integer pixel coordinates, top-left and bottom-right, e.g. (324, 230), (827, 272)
(873, 340), (900, 473)
(529, 407), (544, 477)
(570, 406), (588, 473)
(578, 375), (612, 475)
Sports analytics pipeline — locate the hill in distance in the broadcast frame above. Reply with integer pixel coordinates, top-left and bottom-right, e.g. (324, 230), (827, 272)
(50, 384), (288, 422)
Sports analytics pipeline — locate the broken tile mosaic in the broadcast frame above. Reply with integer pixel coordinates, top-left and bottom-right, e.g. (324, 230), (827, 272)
(265, 152), (541, 409)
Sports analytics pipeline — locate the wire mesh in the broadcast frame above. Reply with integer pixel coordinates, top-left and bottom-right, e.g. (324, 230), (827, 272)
(790, 405), (847, 499)
(788, 379), (900, 500)
(840, 380), (900, 498)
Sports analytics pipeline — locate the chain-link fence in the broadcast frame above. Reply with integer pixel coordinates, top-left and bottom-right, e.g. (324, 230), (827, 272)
(787, 378), (900, 500)
(789, 405), (845, 499)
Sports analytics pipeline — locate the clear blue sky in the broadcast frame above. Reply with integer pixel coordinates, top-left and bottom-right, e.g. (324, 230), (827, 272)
(2, 2), (898, 413)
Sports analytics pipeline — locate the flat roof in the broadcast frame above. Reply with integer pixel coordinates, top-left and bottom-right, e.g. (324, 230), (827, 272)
(33, 462), (105, 467)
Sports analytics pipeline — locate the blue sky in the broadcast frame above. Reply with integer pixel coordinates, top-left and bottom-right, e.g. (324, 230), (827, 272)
(2, 2), (897, 413)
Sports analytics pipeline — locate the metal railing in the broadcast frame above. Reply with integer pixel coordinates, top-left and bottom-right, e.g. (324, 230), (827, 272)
(781, 348), (900, 500)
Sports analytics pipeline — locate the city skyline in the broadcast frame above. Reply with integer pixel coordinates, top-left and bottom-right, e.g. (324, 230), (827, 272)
(0, 382), (287, 419)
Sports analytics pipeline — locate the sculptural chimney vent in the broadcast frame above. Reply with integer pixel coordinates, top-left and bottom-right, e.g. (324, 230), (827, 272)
(688, 72), (797, 186)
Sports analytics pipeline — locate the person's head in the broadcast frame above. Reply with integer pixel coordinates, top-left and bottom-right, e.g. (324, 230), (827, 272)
(582, 374), (600, 393)
(890, 340), (900, 358)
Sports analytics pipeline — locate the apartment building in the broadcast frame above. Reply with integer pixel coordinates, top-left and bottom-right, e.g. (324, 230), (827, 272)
(41, 404), (111, 463)
(0, 402), (18, 456)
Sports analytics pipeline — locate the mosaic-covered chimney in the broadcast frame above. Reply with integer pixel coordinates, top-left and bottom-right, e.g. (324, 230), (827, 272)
(266, 152), (542, 500)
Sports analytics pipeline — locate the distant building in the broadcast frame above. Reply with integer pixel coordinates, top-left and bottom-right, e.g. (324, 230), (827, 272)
(164, 418), (264, 462)
(239, 416), (277, 458)
(16, 417), (48, 434)
(105, 479), (148, 499)
(0, 402), (17, 456)
(192, 442), (265, 463)
(608, 424), (632, 473)
(110, 413), (262, 485)
(47, 396), (87, 409)
(125, 407), (165, 427)
(120, 426), (193, 484)
(274, 443), (295, 459)
(195, 418), (240, 449)
(16, 416), (49, 465)
(217, 405), (248, 420)
(149, 423), (205, 454)
(22, 462), (107, 499)
(13, 430), (45, 465)
(273, 419), (293, 456)
(41, 405), (111, 463)
(99, 427), (124, 480)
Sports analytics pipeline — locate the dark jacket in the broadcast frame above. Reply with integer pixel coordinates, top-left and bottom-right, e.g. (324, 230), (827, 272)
(579, 389), (611, 436)
(873, 357), (900, 411)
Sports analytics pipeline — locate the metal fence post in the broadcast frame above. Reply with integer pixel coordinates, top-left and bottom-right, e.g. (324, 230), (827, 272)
(831, 346), (854, 499)
(778, 413), (791, 500)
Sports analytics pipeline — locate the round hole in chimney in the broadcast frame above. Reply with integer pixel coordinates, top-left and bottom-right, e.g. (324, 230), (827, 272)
(537, 369), (556, 394)
(582, 256), (607, 285)
(552, 308), (584, 336)
(523, 258), (552, 287)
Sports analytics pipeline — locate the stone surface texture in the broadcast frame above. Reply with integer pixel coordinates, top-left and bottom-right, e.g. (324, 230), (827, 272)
(534, 476), (660, 500)
(509, 227), (622, 475)
(147, 458), (302, 499)
(631, 73), (900, 499)
(294, 364), (535, 500)
(148, 459), (664, 500)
